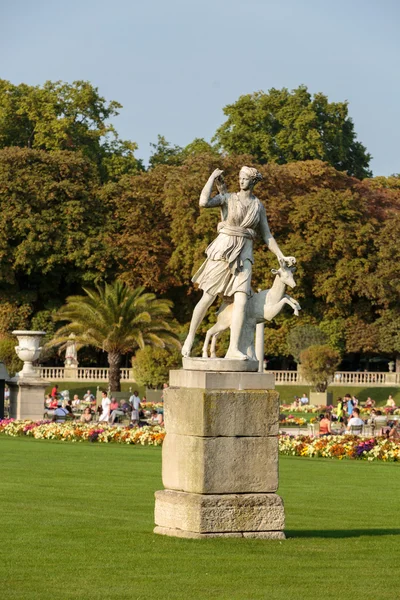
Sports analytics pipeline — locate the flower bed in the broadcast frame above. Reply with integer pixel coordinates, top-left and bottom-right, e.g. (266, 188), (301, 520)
(279, 434), (400, 462)
(2, 419), (400, 462)
(0, 419), (165, 446)
(279, 415), (307, 427)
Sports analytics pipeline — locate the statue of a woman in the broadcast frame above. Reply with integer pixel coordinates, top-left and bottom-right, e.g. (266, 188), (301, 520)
(182, 166), (295, 360)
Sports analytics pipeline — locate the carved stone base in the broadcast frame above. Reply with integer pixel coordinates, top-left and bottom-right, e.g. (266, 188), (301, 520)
(8, 375), (49, 420)
(182, 357), (258, 372)
(154, 527), (285, 540)
(154, 490), (285, 538)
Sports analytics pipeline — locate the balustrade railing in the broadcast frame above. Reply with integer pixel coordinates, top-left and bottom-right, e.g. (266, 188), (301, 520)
(38, 367), (135, 382)
(37, 367), (400, 386)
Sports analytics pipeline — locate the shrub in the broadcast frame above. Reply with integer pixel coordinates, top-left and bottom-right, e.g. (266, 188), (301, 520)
(132, 346), (181, 389)
(299, 344), (341, 392)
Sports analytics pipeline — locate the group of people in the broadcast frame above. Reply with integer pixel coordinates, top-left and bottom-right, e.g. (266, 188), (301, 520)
(317, 393), (399, 438)
(45, 386), (164, 427)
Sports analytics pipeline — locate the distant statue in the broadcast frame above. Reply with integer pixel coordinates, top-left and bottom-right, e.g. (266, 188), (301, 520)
(181, 167), (296, 360)
(65, 333), (78, 367)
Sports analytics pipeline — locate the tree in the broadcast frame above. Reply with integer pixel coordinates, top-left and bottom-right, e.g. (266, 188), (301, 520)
(132, 346), (181, 389)
(0, 79), (142, 181)
(300, 344), (341, 392)
(0, 147), (114, 314)
(287, 325), (327, 363)
(149, 135), (219, 169)
(213, 86), (372, 178)
(50, 281), (180, 391)
(0, 335), (23, 376)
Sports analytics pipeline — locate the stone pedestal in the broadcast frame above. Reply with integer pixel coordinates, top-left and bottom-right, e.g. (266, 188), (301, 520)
(154, 369), (285, 539)
(8, 375), (49, 420)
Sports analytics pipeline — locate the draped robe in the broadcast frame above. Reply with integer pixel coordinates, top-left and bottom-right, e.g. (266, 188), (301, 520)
(192, 193), (263, 297)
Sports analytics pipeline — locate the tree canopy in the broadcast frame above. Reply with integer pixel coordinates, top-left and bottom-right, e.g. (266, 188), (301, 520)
(213, 86), (371, 178)
(0, 79), (143, 181)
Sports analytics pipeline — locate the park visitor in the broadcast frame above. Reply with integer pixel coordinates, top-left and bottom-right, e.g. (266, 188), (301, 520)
(300, 393), (309, 406)
(319, 413), (332, 437)
(365, 397), (375, 408)
(51, 384), (59, 399)
(386, 395), (396, 408)
(98, 391), (111, 423)
(72, 394), (80, 407)
(83, 389), (95, 403)
(80, 407), (93, 423)
(346, 408), (364, 433)
(53, 401), (69, 423)
(336, 397), (344, 422)
(129, 390), (141, 425)
(110, 400), (127, 425)
(345, 393), (354, 416)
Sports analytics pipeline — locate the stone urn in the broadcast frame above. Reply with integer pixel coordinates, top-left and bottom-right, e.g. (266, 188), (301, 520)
(12, 330), (46, 378)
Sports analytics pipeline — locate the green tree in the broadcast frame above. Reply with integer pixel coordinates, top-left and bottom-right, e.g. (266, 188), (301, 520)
(0, 147), (113, 312)
(50, 281), (180, 391)
(300, 344), (341, 392)
(0, 335), (23, 376)
(0, 79), (142, 181)
(287, 325), (327, 363)
(132, 346), (181, 389)
(213, 86), (371, 178)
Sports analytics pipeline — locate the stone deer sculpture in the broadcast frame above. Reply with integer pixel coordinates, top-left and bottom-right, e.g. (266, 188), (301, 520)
(202, 259), (301, 360)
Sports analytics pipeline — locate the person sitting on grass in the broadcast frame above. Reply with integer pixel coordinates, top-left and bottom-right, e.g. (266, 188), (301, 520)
(364, 397), (375, 408)
(80, 406), (93, 423)
(319, 412), (332, 437)
(346, 407), (364, 434)
(72, 394), (80, 408)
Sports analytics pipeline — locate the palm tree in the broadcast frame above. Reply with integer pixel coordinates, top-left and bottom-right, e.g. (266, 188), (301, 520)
(50, 281), (180, 391)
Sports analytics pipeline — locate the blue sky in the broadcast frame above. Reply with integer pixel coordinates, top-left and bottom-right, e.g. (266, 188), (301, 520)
(1, 0), (399, 175)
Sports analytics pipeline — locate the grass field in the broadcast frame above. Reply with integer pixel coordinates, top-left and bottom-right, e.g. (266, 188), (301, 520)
(1, 438), (399, 600)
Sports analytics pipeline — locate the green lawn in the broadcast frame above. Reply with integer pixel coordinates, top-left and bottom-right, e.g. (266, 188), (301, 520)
(278, 384), (400, 406)
(1, 438), (399, 600)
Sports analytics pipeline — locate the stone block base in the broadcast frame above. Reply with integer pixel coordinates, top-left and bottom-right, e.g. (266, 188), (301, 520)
(8, 376), (49, 420)
(154, 490), (285, 536)
(162, 434), (278, 494)
(154, 527), (285, 539)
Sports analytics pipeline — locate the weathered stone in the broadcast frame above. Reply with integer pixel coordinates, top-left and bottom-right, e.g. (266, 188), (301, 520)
(154, 490), (285, 533)
(182, 357), (259, 372)
(154, 527), (285, 539)
(154, 526), (243, 538)
(243, 531), (286, 539)
(169, 369), (275, 390)
(8, 377), (48, 420)
(164, 387), (279, 437)
(162, 434), (278, 494)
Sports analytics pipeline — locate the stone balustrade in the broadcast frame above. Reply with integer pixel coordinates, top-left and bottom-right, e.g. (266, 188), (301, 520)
(35, 367), (400, 386)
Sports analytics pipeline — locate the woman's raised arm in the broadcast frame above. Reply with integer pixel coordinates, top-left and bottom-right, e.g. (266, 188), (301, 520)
(199, 168), (226, 207)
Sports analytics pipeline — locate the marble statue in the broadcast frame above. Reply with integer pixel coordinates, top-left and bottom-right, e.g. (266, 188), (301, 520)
(181, 167), (296, 360)
(65, 333), (78, 367)
(202, 258), (301, 360)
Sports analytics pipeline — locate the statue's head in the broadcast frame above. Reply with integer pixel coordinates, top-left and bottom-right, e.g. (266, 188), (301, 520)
(239, 166), (262, 190)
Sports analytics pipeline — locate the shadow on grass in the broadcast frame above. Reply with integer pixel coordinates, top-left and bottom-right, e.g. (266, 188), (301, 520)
(286, 529), (400, 539)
